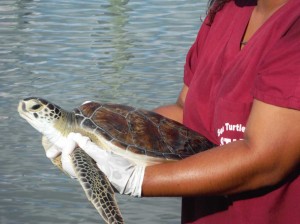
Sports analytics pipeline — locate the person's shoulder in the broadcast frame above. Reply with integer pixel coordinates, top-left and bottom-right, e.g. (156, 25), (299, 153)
(288, 17), (300, 36)
(277, 16), (300, 48)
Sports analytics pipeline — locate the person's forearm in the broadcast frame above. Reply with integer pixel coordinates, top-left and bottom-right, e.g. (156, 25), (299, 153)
(153, 104), (183, 123)
(142, 139), (283, 197)
(153, 84), (187, 123)
(144, 100), (300, 197)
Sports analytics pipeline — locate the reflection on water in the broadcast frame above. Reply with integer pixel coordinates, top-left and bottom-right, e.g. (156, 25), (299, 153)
(0, 0), (207, 223)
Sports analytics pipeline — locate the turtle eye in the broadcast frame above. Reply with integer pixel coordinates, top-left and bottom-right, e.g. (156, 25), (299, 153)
(31, 104), (42, 110)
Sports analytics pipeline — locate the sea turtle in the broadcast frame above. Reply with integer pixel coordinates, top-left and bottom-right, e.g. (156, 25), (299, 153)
(18, 97), (215, 224)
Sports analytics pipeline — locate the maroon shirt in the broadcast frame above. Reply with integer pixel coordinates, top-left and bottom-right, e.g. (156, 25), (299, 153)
(182, 0), (300, 223)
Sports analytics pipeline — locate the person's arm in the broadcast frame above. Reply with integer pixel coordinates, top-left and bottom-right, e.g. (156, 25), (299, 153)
(56, 92), (299, 198)
(153, 84), (188, 123)
(143, 99), (300, 196)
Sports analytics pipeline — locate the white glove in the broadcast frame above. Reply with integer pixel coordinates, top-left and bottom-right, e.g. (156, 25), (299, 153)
(55, 132), (145, 197)
(42, 136), (78, 178)
(42, 135), (61, 158)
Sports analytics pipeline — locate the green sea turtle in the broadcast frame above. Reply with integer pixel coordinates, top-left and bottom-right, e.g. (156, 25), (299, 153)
(18, 97), (214, 224)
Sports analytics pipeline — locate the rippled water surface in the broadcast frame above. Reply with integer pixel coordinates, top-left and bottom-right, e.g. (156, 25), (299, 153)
(0, 0), (207, 223)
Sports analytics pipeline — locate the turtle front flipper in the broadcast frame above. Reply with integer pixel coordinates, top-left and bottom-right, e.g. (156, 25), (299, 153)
(71, 148), (124, 224)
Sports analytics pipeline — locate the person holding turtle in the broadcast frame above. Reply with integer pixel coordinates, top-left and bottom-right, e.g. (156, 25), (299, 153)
(48, 0), (300, 223)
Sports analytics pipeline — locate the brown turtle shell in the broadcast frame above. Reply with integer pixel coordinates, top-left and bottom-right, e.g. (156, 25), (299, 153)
(73, 102), (215, 161)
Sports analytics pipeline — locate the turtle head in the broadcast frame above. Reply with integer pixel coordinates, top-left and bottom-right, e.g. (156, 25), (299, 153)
(18, 97), (63, 132)
(18, 97), (74, 146)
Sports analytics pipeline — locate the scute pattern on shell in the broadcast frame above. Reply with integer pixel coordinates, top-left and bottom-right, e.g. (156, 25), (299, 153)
(74, 102), (215, 160)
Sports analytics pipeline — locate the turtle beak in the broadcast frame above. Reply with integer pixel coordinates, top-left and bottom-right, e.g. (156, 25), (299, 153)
(18, 101), (31, 121)
(18, 101), (26, 113)
(21, 101), (26, 112)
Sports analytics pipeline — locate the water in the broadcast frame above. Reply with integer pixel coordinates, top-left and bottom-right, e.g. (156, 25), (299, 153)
(0, 0), (207, 223)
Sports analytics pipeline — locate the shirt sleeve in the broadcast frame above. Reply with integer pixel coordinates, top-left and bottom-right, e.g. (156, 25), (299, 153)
(183, 18), (210, 86)
(253, 18), (300, 110)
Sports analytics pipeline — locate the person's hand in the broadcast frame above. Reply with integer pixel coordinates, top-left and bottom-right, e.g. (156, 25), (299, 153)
(42, 136), (77, 178)
(60, 132), (145, 197)
(42, 135), (62, 158)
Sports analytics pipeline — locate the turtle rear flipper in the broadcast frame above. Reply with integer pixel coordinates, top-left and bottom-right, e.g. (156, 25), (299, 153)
(71, 148), (124, 224)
